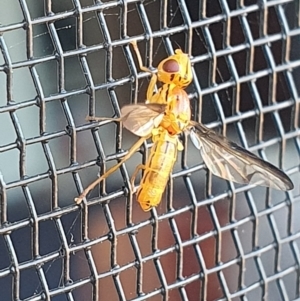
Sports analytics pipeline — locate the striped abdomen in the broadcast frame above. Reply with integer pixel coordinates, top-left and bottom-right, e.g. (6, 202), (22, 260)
(137, 130), (178, 211)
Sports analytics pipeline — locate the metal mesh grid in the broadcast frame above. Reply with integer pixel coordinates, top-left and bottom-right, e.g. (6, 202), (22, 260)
(0, 0), (299, 300)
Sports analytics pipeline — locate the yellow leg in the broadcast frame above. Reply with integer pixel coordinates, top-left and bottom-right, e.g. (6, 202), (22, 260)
(75, 135), (149, 204)
(146, 73), (158, 102)
(130, 164), (146, 192)
(86, 116), (122, 122)
(130, 40), (153, 74)
(130, 41), (158, 102)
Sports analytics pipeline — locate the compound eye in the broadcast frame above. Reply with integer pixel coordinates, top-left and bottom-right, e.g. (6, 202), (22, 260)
(162, 59), (179, 73)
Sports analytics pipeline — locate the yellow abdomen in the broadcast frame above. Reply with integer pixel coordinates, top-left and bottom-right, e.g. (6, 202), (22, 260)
(137, 130), (178, 211)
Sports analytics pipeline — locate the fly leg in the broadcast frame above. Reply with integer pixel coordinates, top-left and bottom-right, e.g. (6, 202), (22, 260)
(130, 40), (157, 102)
(130, 164), (147, 193)
(86, 116), (122, 122)
(75, 135), (148, 204)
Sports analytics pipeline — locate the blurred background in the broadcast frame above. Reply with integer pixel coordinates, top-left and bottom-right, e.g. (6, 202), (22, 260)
(0, 0), (299, 300)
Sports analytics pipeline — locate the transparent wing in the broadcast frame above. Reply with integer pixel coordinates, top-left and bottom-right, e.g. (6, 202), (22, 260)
(189, 120), (294, 191)
(120, 103), (166, 137)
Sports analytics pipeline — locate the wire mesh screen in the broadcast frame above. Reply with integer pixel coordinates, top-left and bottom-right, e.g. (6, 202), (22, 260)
(0, 0), (299, 300)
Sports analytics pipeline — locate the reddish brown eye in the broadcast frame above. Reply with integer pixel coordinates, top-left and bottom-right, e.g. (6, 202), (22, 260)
(162, 59), (179, 73)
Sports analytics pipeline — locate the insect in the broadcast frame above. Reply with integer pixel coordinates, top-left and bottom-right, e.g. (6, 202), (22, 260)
(75, 41), (294, 210)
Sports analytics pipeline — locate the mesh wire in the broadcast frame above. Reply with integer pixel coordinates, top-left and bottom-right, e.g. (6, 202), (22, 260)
(0, 0), (300, 300)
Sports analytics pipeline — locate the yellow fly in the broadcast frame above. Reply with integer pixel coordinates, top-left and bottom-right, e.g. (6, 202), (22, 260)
(75, 41), (294, 211)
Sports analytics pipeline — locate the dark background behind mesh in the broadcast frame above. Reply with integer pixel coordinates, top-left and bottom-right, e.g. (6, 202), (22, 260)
(0, 0), (299, 300)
